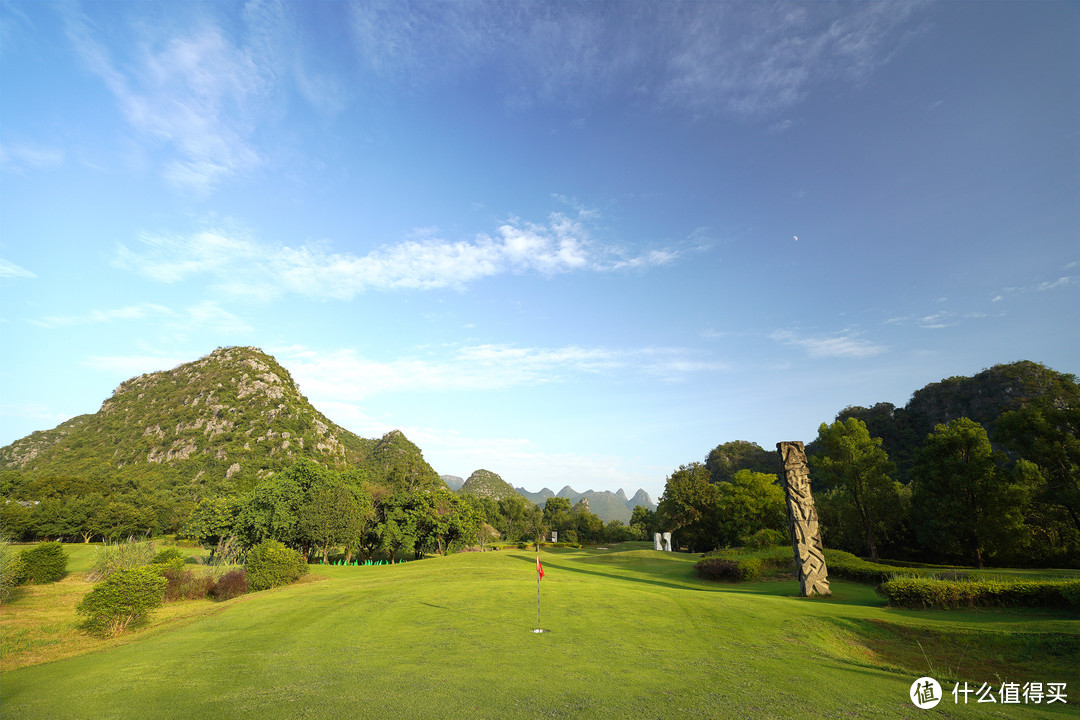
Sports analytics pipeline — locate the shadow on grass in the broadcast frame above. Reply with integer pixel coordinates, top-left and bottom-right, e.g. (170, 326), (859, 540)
(506, 552), (899, 610)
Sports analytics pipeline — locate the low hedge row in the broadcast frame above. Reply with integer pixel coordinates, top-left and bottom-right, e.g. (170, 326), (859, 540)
(880, 576), (1080, 611)
(823, 549), (924, 585)
(19, 542), (68, 584)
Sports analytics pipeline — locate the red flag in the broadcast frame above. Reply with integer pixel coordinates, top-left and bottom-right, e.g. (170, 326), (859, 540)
(536, 555), (545, 580)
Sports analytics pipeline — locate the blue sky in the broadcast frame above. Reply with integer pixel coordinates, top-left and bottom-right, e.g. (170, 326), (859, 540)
(1, 1), (1077, 502)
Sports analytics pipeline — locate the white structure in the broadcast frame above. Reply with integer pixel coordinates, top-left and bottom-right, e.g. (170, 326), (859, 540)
(662, 532), (672, 552)
(654, 532), (663, 551)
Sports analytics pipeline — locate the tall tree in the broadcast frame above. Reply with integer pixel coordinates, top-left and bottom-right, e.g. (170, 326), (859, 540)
(810, 418), (900, 562)
(715, 470), (786, 547)
(657, 463), (719, 552)
(910, 418), (1031, 568)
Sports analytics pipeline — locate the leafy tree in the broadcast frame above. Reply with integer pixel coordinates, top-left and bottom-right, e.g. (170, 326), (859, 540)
(183, 497), (237, 560)
(810, 418), (901, 562)
(235, 459), (332, 553)
(995, 398), (1080, 535)
(657, 463), (719, 553)
(629, 504), (658, 538)
(910, 418), (1032, 568)
(300, 481), (370, 563)
(378, 493), (421, 563)
(715, 470), (786, 547)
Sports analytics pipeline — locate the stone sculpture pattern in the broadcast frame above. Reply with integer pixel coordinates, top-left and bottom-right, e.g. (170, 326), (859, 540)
(777, 441), (831, 597)
(662, 532), (672, 552)
(654, 532), (663, 551)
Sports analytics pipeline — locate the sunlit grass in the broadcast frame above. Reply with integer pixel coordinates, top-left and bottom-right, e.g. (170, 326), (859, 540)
(1, 542), (1076, 719)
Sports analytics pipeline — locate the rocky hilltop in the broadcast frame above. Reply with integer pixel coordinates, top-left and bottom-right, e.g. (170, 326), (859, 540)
(0, 346), (438, 496)
(458, 469), (520, 501)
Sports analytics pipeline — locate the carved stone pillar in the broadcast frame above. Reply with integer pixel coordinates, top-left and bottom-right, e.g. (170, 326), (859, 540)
(777, 441), (830, 596)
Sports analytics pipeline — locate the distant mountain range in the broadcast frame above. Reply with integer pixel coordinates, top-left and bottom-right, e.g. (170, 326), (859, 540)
(515, 485), (655, 524)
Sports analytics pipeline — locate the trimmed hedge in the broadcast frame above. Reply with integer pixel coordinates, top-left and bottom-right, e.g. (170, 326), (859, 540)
(246, 540), (307, 592)
(880, 576), (1080, 611)
(696, 556), (763, 582)
(20, 542), (68, 584)
(823, 549), (924, 585)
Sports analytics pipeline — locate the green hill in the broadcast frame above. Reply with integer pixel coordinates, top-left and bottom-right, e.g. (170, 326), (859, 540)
(458, 469), (520, 501)
(0, 346), (437, 498)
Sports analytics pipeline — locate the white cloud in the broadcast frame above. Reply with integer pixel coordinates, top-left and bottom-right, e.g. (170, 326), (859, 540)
(275, 342), (722, 400)
(115, 210), (680, 299)
(0, 259), (37, 279)
(30, 301), (250, 335)
(1036, 276), (1075, 291)
(82, 354), (190, 378)
(771, 329), (885, 359)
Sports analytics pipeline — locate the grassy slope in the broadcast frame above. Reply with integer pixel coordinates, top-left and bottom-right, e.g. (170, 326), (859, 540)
(2, 543), (1077, 719)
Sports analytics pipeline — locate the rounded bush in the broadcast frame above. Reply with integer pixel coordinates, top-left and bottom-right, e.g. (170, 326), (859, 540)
(245, 540), (307, 592)
(1, 542), (26, 602)
(741, 528), (787, 550)
(211, 569), (249, 600)
(20, 542), (68, 584)
(77, 566), (167, 637)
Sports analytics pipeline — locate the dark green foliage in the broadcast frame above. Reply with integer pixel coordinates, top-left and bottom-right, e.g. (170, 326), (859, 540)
(910, 418), (1032, 567)
(695, 556), (763, 582)
(19, 541), (67, 584)
(77, 566), (167, 637)
(810, 418), (901, 562)
(211, 569), (248, 600)
(151, 547), (185, 566)
(705, 440), (775, 483)
(879, 576), (1080, 611)
(245, 540), (307, 591)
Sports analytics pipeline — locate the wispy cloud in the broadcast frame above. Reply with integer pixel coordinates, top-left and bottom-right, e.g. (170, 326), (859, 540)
(0, 142), (65, 173)
(114, 209), (680, 299)
(30, 301), (250, 335)
(771, 329), (885, 359)
(276, 342), (723, 400)
(347, 1), (922, 118)
(0, 259), (37, 279)
(62, 6), (268, 193)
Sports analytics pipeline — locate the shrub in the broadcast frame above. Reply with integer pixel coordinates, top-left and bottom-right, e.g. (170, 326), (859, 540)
(823, 549), (920, 585)
(19, 542), (68, 584)
(77, 566), (167, 637)
(695, 557), (763, 582)
(160, 567), (216, 601)
(879, 577), (1080, 611)
(741, 528), (787, 550)
(211, 569), (249, 600)
(246, 540), (307, 592)
(1, 538), (26, 603)
(87, 539), (157, 582)
(151, 547), (185, 566)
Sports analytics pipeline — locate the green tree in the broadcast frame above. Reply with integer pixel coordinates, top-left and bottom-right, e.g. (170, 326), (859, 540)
(810, 418), (901, 562)
(715, 470), (786, 547)
(911, 418), (1031, 568)
(183, 497), (237, 560)
(378, 493), (420, 563)
(995, 399), (1080, 535)
(656, 463), (719, 553)
(629, 504), (657, 538)
(300, 480), (370, 563)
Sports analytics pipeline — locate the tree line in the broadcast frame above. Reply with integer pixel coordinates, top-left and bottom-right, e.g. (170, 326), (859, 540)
(656, 387), (1079, 568)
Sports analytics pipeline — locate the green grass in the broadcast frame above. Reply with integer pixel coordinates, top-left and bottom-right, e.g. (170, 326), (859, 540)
(1, 542), (1077, 719)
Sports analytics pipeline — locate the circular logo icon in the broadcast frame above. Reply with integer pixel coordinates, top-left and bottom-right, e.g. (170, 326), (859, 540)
(910, 677), (942, 709)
